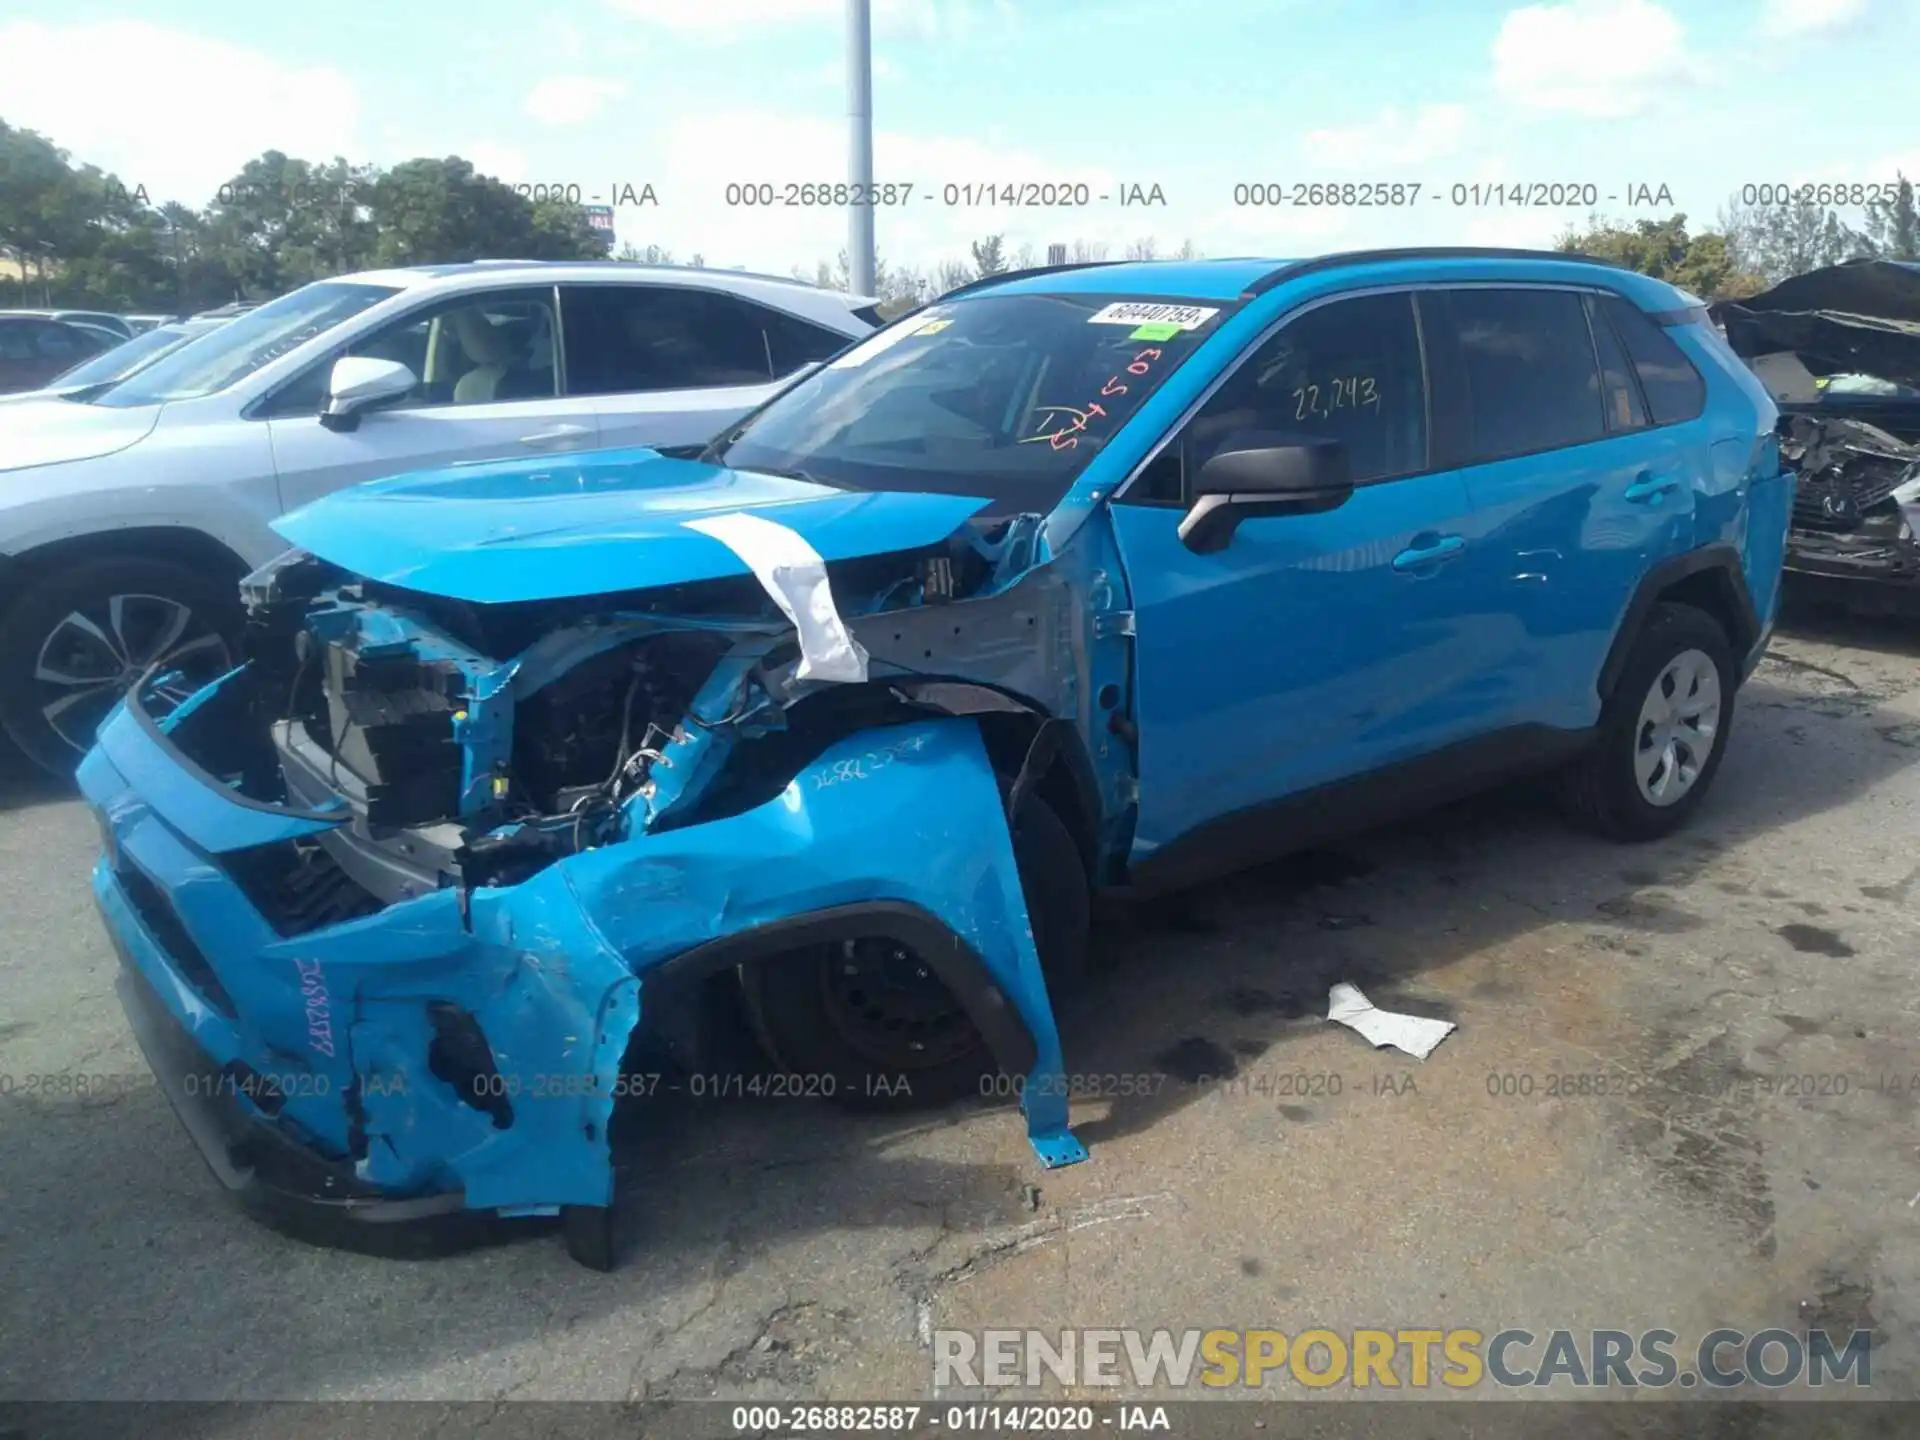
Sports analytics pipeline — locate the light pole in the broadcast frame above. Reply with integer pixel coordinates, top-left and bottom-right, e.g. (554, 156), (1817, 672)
(846, 0), (876, 297)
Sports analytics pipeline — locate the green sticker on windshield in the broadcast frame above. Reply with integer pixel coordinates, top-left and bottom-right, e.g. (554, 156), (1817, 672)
(1129, 322), (1182, 341)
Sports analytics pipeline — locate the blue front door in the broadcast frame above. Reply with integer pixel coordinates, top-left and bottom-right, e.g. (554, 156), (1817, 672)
(1104, 289), (1502, 867)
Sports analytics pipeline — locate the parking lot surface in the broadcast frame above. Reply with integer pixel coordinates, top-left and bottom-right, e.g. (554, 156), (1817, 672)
(2, 603), (1916, 1415)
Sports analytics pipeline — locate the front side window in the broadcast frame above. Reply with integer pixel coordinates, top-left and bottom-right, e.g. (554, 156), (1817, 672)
(562, 285), (781, 396)
(91, 281), (399, 407)
(261, 288), (560, 418)
(1131, 291), (1428, 504)
(1599, 292), (1706, 425)
(708, 292), (1238, 516)
(1425, 287), (1605, 464)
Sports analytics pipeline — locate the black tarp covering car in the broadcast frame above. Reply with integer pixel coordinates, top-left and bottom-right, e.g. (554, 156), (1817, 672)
(1714, 260), (1920, 614)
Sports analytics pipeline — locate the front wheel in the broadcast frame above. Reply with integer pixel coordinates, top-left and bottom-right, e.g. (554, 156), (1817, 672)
(0, 556), (239, 778)
(1555, 601), (1736, 842)
(737, 792), (1089, 1110)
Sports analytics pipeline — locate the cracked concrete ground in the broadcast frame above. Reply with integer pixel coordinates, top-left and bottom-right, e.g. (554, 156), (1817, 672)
(1, 599), (1916, 1421)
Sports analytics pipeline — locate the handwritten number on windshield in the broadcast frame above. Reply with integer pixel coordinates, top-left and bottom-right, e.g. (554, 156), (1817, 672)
(1024, 346), (1166, 449)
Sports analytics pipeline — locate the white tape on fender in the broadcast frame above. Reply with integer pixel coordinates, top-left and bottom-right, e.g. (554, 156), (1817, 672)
(684, 511), (871, 683)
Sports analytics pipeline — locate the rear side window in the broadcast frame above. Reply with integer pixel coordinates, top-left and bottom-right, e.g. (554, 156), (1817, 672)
(1424, 288), (1604, 464)
(1584, 293), (1649, 433)
(1598, 293), (1706, 425)
(35, 323), (88, 357)
(561, 285), (778, 396)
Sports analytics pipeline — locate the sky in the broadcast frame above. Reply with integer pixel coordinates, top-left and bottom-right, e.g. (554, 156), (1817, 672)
(1, 0), (1915, 277)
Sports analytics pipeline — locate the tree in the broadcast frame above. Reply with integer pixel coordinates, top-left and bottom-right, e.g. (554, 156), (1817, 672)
(1124, 236), (1159, 261)
(934, 258), (975, 294)
(1859, 174), (1917, 261)
(1555, 212), (1763, 299)
(969, 234), (1008, 275)
(529, 196), (612, 260)
(1717, 192), (1871, 287)
(366, 157), (608, 268)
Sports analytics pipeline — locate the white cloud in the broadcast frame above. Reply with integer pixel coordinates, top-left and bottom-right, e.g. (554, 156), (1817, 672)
(1491, 0), (1696, 117)
(0, 20), (358, 206)
(1302, 104), (1470, 168)
(463, 142), (533, 183)
(605, 0), (941, 37)
(1758, 0), (1866, 39)
(523, 76), (628, 126)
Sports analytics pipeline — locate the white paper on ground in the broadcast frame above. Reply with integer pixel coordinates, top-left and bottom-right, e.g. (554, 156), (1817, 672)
(1326, 982), (1456, 1060)
(683, 511), (871, 683)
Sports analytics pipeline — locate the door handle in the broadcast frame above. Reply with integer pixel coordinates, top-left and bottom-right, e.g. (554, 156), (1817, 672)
(1624, 471), (1680, 503)
(519, 423), (593, 448)
(1391, 534), (1466, 572)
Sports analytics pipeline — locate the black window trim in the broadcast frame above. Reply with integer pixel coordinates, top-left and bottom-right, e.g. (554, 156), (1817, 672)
(1114, 279), (1710, 508)
(244, 282), (565, 421)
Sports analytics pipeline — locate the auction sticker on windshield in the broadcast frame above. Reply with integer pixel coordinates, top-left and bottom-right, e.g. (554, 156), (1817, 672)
(829, 311), (950, 369)
(1087, 302), (1220, 330)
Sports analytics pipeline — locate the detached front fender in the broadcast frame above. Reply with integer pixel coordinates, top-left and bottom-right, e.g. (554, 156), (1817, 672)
(539, 714), (1086, 1168)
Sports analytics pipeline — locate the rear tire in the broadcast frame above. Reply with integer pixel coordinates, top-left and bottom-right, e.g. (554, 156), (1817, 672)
(738, 791), (1089, 1111)
(0, 555), (240, 778)
(1556, 602), (1735, 842)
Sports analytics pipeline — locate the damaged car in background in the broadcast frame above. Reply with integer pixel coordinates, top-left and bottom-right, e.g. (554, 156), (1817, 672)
(79, 249), (1790, 1268)
(1715, 258), (1920, 614)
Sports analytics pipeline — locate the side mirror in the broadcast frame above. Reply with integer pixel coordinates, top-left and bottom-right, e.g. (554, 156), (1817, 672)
(1177, 434), (1354, 553)
(319, 356), (416, 432)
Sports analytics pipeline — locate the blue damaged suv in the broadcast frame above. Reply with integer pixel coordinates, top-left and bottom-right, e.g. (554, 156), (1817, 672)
(78, 249), (1790, 1267)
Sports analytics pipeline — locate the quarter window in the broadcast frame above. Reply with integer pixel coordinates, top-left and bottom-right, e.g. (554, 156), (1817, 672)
(1134, 291), (1428, 503)
(1424, 288), (1605, 464)
(561, 285), (791, 395)
(1585, 293), (1649, 433)
(1598, 292), (1706, 425)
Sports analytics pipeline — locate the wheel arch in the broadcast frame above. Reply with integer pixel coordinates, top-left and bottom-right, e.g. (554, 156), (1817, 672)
(1598, 544), (1759, 703)
(0, 527), (252, 616)
(887, 678), (1103, 886)
(638, 901), (1041, 1082)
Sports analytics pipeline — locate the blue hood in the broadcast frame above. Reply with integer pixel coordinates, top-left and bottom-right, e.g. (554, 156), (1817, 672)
(272, 447), (993, 605)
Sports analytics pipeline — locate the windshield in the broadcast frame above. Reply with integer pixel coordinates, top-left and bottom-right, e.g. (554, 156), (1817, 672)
(47, 323), (206, 390)
(1820, 373), (1920, 399)
(708, 292), (1237, 515)
(90, 282), (399, 407)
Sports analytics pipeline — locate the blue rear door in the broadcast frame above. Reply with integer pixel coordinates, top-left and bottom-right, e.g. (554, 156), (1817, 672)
(1107, 289), (1503, 866)
(1418, 286), (1701, 731)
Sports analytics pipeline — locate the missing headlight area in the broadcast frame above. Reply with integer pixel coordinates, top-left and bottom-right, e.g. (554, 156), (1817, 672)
(193, 516), (1068, 911)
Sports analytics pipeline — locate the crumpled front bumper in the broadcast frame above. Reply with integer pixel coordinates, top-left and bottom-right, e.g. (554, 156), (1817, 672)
(80, 695), (1081, 1260)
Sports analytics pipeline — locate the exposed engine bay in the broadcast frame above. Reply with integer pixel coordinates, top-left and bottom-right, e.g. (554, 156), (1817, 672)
(175, 521), (1053, 910)
(1715, 259), (1920, 609)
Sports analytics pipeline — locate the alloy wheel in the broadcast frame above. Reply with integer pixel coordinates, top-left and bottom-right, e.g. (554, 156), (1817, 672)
(33, 593), (232, 754)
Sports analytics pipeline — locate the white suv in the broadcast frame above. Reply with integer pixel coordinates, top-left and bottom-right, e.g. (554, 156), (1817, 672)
(0, 261), (879, 774)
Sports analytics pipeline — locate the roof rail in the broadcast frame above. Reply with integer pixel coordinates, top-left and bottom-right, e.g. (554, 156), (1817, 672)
(937, 259), (1131, 302)
(1241, 246), (1622, 298)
